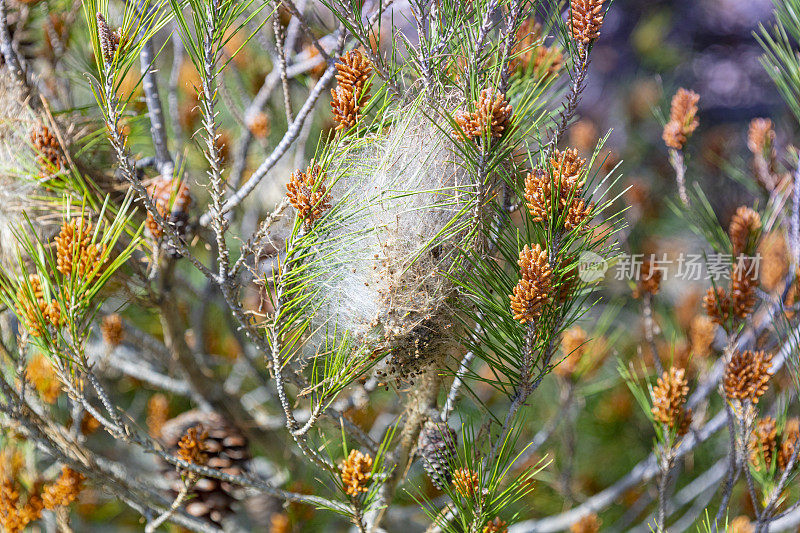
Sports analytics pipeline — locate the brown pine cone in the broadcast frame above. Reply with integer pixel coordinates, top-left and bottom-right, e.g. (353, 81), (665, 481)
(55, 218), (108, 283)
(724, 350), (773, 404)
(569, 0), (605, 45)
(662, 88), (699, 150)
(525, 149), (588, 229)
(417, 420), (457, 489)
(452, 468), (479, 498)
(729, 206), (762, 257)
(564, 198), (594, 231)
(15, 274), (63, 337)
(159, 410), (250, 525)
(42, 467), (84, 510)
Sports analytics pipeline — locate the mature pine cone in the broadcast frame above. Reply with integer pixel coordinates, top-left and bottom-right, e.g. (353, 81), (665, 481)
(417, 420), (457, 490)
(159, 410), (250, 526)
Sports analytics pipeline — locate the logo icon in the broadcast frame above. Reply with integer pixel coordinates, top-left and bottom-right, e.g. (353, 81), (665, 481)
(578, 251), (608, 282)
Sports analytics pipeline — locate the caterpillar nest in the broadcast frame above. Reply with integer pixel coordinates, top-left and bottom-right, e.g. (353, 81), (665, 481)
(301, 112), (478, 385)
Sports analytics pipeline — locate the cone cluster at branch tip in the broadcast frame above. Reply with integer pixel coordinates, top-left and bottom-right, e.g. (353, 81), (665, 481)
(41, 467), (84, 509)
(454, 88), (512, 139)
(662, 88), (699, 150)
(30, 125), (67, 175)
(703, 261), (758, 325)
(55, 218), (107, 282)
(340, 450), (372, 496)
(779, 418), (800, 472)
(748, 118), (781, 190)
(570, 0), (605, 45)
(749, 416), (778, 471)
(26, 354), (60, 404)
(525, 148), (594, 232)
(16, 274), (62, 337)
(510, 244), (553, 323)
(730, 262), (757, 318)
(452, 467), (480, 498)
(724, 350), (773, 404)
(286, 162), (332, 223)
(330, 50), (373, 131)
(651, 367), (692, 436)
(703, 285), (729, 325)
(729, 206), (761, 257)
(0, 479), (42, 533)
(747, 416), (799, 472)
(0, 465), (84, 533)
